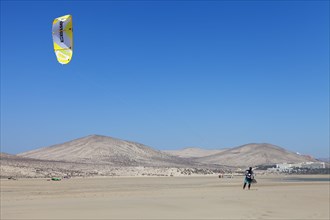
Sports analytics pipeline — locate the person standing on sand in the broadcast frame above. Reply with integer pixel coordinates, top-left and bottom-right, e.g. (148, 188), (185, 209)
(243, 167), (254, 190)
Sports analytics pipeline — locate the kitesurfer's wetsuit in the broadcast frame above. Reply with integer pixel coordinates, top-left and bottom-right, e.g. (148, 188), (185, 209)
(243, 168), (254, 190)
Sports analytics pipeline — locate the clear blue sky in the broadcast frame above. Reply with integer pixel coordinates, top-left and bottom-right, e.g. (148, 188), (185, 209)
(1, 0), (329, 158)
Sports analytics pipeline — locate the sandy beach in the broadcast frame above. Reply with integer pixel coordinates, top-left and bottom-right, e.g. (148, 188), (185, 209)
(1, 175), (329, 219)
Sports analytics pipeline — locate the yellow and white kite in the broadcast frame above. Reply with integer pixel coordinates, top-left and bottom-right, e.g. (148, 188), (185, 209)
(52, 15), (73, 64)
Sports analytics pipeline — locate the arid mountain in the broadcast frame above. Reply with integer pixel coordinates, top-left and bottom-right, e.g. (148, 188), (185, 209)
(2, 137), (319, 178)
(195, 143), (317, 167)
(18, 135), (197, 167)
(163, 147), (227, 158)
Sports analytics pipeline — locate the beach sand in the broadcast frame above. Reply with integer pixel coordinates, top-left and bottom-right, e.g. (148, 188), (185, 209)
(1, 175), (329, 219)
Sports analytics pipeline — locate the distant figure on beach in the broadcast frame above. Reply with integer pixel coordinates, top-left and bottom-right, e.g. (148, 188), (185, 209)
(243, 167), (254, 190)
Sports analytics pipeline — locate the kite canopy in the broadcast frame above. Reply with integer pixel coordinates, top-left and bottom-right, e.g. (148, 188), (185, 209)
(52, 15), (73, 64)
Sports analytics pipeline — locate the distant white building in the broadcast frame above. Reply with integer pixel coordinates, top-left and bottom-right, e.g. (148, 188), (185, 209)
(275, 163), (294, 172)
(269, 162), (326, 172)
(301, 162), (325, 169)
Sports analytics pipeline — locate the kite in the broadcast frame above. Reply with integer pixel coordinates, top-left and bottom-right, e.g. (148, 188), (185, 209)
(52, 15), (73, 64)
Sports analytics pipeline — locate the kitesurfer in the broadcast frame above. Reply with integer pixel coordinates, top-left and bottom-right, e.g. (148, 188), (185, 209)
(243, 167), (254, 190)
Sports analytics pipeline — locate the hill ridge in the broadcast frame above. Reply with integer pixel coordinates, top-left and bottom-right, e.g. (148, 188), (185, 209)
(17, 135), (194, 167)
(195, 143), (316, 167)
(17, 136), (316, 167)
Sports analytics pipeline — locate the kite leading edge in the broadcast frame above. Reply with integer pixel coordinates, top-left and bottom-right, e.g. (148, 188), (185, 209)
(52, 15), (73, 64)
